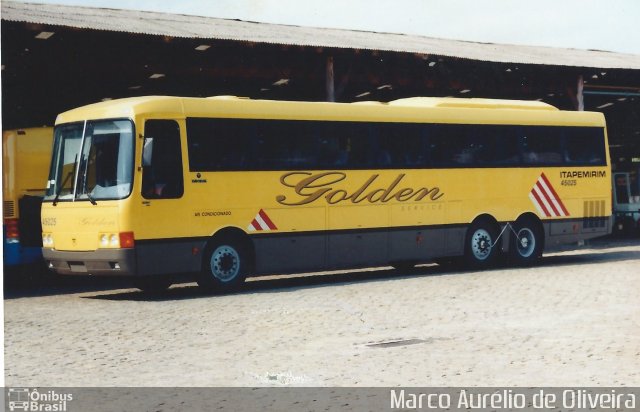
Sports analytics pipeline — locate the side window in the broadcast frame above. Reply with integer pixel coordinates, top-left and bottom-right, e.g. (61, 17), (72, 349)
(345, 122), (377, 169)
(255, 120), (319, 170)
(474, 126), (521, 166)
(521, 126), (564, 165)
(430, 125), (478, 167)
(563, 127), (606, 166)
(187, 118), (253, 171)
(142, 120), (184, 199)
(379, 123), (428, 168)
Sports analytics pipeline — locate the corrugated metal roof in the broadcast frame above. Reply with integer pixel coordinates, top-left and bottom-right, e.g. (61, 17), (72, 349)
(3, 1), (640, 70)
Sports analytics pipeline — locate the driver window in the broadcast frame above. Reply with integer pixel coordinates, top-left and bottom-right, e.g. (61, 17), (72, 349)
(142, 120), (184, 199)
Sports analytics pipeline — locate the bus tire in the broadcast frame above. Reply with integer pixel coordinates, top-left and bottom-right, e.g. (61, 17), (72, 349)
(198, 238), (249, 292)
(464, 220), (499, 268)
(132, 276), (172, 293)
(510, 218), (543, 265)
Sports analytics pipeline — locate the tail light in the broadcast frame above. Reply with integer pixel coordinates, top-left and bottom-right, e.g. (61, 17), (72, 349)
(5, 218), (20, 243)
(119, 232), (135, 248)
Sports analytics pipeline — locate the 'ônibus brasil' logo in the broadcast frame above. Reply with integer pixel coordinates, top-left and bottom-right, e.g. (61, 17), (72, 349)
(276, 172), (444, 206)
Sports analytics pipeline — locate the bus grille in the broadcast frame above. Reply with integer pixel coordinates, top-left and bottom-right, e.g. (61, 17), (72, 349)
(583, 200), (606, 228)
(3, 201), (16, 218)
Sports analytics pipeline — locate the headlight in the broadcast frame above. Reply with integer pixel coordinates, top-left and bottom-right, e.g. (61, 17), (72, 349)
(42, 233), (54, 247)
(99, 233), (121, 248)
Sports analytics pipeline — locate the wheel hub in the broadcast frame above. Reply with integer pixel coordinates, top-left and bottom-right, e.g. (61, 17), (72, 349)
(210, 245), (240, 282)
(219, 254), (235, 272)
(471, 229), (493, 260)
(516, 228), (536, 258)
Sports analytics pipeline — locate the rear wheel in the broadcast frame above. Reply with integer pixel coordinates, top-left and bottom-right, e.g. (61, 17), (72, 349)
(464, 220), (499, 268)
(510, 219), (543, 265)
(198, 238), (249, 293)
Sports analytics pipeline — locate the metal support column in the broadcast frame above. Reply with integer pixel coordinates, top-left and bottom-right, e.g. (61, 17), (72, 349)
(577, 75), (584, 111)
(326, 55), (335, 102)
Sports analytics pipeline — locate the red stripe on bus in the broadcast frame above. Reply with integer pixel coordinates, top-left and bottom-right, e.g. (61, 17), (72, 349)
(536, 180), (560, 216)
(250, 218), (262, 231)
(531, 187), (551, 217)
(540, 172), (569, 215)
(258, 209), (277, 230)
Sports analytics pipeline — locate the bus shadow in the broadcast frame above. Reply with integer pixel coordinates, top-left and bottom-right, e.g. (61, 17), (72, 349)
(5, 236), (637, 300)
(3, 271), (134, 299)
(83, 266), (434, 302)
(541, 249), (640, 266)
(82, 248), (640, 302)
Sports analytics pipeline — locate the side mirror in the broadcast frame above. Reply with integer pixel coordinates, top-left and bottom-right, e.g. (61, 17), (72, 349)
(142, 137), (153, 167)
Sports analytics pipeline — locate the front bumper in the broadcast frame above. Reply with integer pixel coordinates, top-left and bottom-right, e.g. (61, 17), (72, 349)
(42, 247), (137, 276)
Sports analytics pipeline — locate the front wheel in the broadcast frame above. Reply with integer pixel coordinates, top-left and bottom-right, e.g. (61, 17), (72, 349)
(198, 239), (249, 292)
(510, 220), (543, 265)
(464, 221), (499, 268)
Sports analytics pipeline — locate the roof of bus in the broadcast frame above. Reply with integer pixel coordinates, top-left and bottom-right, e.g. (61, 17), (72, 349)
(55, 95), (606, 127)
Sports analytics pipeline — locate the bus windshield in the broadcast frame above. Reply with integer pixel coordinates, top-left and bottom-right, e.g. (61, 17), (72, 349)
(44, 119), (134, 202)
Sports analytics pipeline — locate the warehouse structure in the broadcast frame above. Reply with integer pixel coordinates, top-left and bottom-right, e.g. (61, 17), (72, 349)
(2, 1), (640, 170)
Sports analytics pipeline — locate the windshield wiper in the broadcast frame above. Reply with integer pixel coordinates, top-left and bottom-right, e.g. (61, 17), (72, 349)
(85, 191), (97, 206)
(77, 154), (97, 205)
(52, 170), (74, 206)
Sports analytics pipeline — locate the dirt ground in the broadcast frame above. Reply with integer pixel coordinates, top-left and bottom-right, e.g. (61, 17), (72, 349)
(3, 238), (640, 387)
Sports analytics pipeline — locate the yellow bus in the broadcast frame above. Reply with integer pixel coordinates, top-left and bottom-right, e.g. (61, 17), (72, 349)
(3, 127), (54, 267)
(40, 96), (611, 291)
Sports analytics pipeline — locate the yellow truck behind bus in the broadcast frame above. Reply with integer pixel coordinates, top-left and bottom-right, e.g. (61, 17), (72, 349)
(3, 127), (53, 267)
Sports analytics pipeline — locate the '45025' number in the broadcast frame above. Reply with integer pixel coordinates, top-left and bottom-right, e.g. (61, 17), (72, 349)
(561, 179), (577, 186)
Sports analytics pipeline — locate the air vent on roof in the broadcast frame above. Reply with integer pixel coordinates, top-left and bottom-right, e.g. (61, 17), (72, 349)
(206, 95), (250, 100)
(351, 101), (386, 105)
(389, 97), (558, 111)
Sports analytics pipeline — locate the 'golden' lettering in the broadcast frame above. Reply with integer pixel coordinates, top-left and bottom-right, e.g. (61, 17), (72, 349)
(276, 172), (444, 206)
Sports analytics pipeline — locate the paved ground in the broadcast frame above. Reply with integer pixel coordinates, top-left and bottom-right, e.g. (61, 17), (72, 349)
(4, 238), (640, 387)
